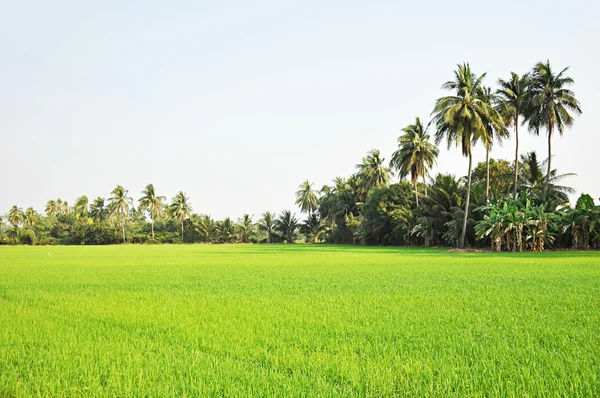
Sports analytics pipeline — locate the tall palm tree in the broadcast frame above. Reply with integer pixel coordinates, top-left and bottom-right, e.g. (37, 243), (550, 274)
(389, 117), (439, 206)
(237, 214), (254, 243)
(90, 197), (108, 223)
(24, 207), (38, 245)
(45, 200), (58, 217)
(8, 206), (24, 236)
(73, 195), (90, 222)
(432, 63), (503, 248)
(295, 180), (319, 215)
(497, 72), (530, 198)
(108, 185), (133, 243)
(479, 86), (508, 201)
(168, 191), (193, 241)
(355, 149), (391, 199)
(257, 211), (276, 243)
(275, 210), (299, 243)
(525, 60), (582, 199)
(138, 184), (166, 240)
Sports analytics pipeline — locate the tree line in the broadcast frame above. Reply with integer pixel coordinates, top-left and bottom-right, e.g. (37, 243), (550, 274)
(2, 60), (598, 250)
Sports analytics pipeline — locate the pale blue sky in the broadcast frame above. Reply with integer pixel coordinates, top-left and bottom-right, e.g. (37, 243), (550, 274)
(1, 0), (598, 219)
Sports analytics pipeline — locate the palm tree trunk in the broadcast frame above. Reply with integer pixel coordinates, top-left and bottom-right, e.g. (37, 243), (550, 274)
(513, 116), (519, 199)
(485, 146), (490, 202)
(460, 150), (473, 248)
(151, 217), (155, 240)
(413, 177), (419, 207)
(122, 220), (126, 243)
(181, 221), (184, 241)
(544, 123), (553, 200)
(422, 175), (428, 197)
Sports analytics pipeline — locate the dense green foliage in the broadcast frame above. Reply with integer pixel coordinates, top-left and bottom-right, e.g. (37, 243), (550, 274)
(1, 59), (592, 251)
(0, 245), (598, 396)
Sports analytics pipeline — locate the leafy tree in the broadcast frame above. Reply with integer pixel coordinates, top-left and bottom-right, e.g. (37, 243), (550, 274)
(275, 210), (298, 243)
(525, 61), (582, 199)
(168, 192), (193, 241)
(295, 180), (319, 215)
(433, 63), (503, 248)
(138, 184), (166, 241)
(216, 218), (236, 243)
(389, 117), (439, 206)
(471, 159), (514, 198)
(257, 211), (276, 243)
(497, 72), (530, 198)
(108, 185), (133, 243)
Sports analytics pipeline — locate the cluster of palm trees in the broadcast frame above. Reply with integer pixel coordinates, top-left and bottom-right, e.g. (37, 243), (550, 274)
(1, 59), (590, 250)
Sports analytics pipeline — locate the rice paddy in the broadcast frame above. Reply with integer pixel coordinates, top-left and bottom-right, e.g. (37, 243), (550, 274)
(0, 244), (598, 396)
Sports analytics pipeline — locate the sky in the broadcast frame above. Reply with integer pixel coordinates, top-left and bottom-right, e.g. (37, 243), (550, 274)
(1, 0), (598, 220)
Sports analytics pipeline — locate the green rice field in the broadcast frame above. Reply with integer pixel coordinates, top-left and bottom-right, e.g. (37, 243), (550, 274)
(1, 245), (599, 396)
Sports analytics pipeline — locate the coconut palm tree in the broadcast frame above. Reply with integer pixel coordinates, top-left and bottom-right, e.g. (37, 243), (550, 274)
(168, 191), (193, 241)
(73, 195), (90, 222)
(138, 184), (166, 241)
(257, 211), (276, 243)
(295, 180), (319, 215)
(24, 207), (39, 245)
(301, 212), (326, 243)
(45, 200), (58, 217)
(237, 214), (254, 243)
(389, 117), (439, 206)
(520, 151), (575, 203)
(497, 72), (530, 198)
(216, 218), (236, 243)
(108, 185), (133, 243)
(432, 63), (504, 248)
(90, 197), (108, 223)
(479, 86), (508, 201)
(7, 206), (24, 237)
(355, 149), (391, 199)
(276, 210), (299, 243)
(195, 215), (216, 243)
(525, 60), (582, 199)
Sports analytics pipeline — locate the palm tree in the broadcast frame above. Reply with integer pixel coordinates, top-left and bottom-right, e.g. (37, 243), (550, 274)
(301, 212), (326, 243)
(73, 195), (90, 222)
(45, 200), (58, 217)
(168, 191), (193, 241)
(138, 184), (166, 240)
(479, 86), (508, 201)
(295, 180), (319, 215)
(389, 117), (439, 206)
(355, 149), (391, 199)
(497, 72), (530, 198)
(57, 198), (69, 215)
(432, 63), (503, 248)
(195, 215), (216, 243)
(237, 214), (254, 243)
(7, 206), (24, 236)
(24, 207), (38, 245)
(216, 218), (236, 243)
(276, 210), (299, 243)
(525, 60), (582, 199)
(520, 151), (575, 203)
(90, 197), (108, 222)
(108, 185), (133, 243)
(257, 211), (276, 243)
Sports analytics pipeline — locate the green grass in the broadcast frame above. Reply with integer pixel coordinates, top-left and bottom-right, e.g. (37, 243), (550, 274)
(0, 245), (599, 396)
